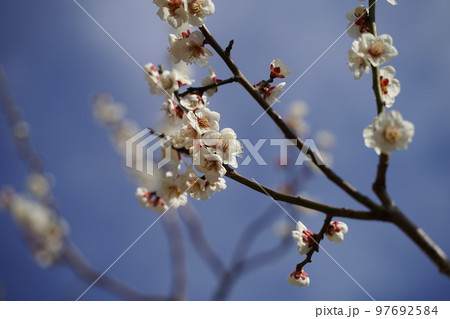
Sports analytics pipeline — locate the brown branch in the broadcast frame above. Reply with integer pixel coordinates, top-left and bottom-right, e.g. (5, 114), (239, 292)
(296, 215), (333, 270)
(178, 76), (237, 97)
(372, 153), (394, 207)
(199, 25), (379, 212)
(224, 165), (385, 220)
(63, 241), (169, 300)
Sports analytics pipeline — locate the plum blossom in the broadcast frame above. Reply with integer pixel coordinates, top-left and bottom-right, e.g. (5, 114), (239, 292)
(379, 66), (401, 108)
(156, 171), (189, 208)
(162, 97), (185, 126)
(363, 110), (415, 155)
(260, 82), (285, 105)
(154, 0), (188, 29)
(353, 33), (398, 67)
(326, 221), (348, 243)
(346, 6), (369, 39)
(180, 165), (226, 200)
(171, 125), (200, 150)
(193, 147), (226, 183)
(270, 59), (291, 79)
(144, 63), (193, 96)
(186, 0), (215, 26)
(348, 48), (371, 80)
(202, 128), (242, 168)
(180, 93), (208, 111)
(201, 66), (219, 96)
(186, 107), (220, 135)
(0, 189), (68, 267)
(287, 269), (310, 287)
(169, 30), (213, 67)
(292, 221), (315, 255)
(136, 187), (169, 213)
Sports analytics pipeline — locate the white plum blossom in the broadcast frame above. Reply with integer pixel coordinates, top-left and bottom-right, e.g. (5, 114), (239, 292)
(202, 128), (242, 168)
(169, 30), (213, 67)
(154, 0), (188, 29)
(201, 66), (219, 96)
(193, 147), (226, 183)
(171, 125), (200, 150)
(136, 187), (169, 213)
(287, 269), (310, 287)
(326, 221), (348, 243)
(180, 165), (226, 200)
(144, 63), (194, 96)
(379, 66), (401, 108)
(0, 189), (68, 267)
(156, 171), (189, 208)
(346, 5), (369, 39)
(292, 221), (315, 255)
(363, 110), (415, 155)
(348, 48), (371, 80)
(162, 97), (185, 126)
(186, 107), (220, 135)
(180, 93), (208, 111)
(353, 33), (398, 67)
(186, 0), (215, 26)
(270, 59), (291, 79)
(261, 82), (285, 105)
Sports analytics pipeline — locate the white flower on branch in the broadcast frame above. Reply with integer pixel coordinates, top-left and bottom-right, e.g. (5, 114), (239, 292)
(186, 107), (220, 135)
(202, 128), (242, 168)
(169, 30), (213, 67)
(348, 48), (371, 80)
(287, 269), (310, 287)
(193, 147), (226, 183)
(353, 33), (398, 67)
(0, 189), (68, 267)
(270, 59), (291, 79)
(363, 110), (415, 155)
(260, 82), (285, 106)
(326, 221), (348, 243)
(180, 93), (208, 111)
(162, 97), (185, 127)
(136, 187), (169, 213)
(292, 221), (315, 255)
(186, 0), (215, 27)
(379, 65), (401, 108)
(144, 63), (193, 96)
(201, 66), (219, 96)
(154, 0), (188, 29)
(346, 5), (369, 39)
(156, 171), (189, 209)
(180, 165), (226, 200)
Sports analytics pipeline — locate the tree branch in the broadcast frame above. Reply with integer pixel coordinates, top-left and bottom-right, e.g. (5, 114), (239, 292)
(199, 25), (379, 212)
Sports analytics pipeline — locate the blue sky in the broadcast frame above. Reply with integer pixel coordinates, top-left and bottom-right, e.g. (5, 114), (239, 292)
(1, 0), (450, 300)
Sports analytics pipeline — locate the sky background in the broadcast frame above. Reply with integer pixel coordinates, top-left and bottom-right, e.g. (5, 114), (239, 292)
(1, 0), (450, 301)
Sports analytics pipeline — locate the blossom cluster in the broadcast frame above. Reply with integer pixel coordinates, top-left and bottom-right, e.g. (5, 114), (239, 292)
(288, 220), (348, 286)
(133, 1), (247, 213)
(347, 1), (414, 155)
(0, 187), (69, 267)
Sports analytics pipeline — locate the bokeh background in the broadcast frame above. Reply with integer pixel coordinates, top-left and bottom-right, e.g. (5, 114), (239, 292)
(1, 0), (450, 300)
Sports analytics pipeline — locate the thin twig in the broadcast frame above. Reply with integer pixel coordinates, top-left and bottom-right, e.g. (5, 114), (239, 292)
(178, 76), (237, 97)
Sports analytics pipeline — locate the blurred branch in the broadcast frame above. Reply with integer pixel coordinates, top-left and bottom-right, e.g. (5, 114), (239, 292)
(179, 204), (225, 278)
(213, 233), (292, 301)
(63, 241), (169, 300)
(162, 212), (188, 300)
